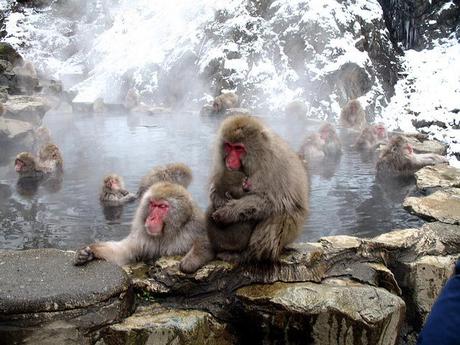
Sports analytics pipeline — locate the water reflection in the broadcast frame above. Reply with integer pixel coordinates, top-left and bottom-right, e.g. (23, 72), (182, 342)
(0, 111), (424, 250)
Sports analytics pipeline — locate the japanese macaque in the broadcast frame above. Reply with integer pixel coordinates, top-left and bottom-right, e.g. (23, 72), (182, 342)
(124, 88), (140, 110)
(137, 163), (192, 197)
(14, 152), (44, 179)
(180, 115), (310, 272)
(206, 170), (255, 259)
(38, 143), (63, 174)
(340, 99), (367, 130)
(376, 135), (449, 179)
(212, 92), (239, 113)
(298, 133), (325, 162)
(74, 182), (208, 267)
(100, 174), (136, 206)
(0, 103), (4, 115)
(354, 123), (389, 151)
(285, 100), (307, 118)
(319, 123), (342, 157)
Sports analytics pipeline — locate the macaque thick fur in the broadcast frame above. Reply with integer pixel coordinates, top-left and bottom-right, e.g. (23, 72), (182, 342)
(100, 174), (136, 206)
(340, 99), (367, 130)
(75, 182), (209, 267)
(212, 92), (239, 113)
(376, 135), (448, 179)
(137, 162), (192, 197)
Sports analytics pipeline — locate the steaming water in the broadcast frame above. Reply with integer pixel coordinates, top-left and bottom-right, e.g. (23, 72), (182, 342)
(0, 111), (424, 250)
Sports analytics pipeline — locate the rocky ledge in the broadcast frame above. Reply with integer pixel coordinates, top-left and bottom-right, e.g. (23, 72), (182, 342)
(0, 168), (459, 345)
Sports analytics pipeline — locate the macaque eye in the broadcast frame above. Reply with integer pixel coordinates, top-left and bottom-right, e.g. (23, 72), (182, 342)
(233, 144), (245, 153)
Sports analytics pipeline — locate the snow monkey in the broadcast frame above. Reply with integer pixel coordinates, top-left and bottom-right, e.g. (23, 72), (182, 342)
(75, 182), (208, 267)
(318, 122), (342, 157)
(137, 162), (192, 197)
(14, 152), (45, 179)
(340, 99), (367, 130)
(38, 143), (63, 174)
(298, 133), (325, 162)
(100, 174), (136, 206)
(212, 92), (239, 113)
(179, 114), (310, 273)
(376, 135), (448, 179)
(354, 123), (389, 151)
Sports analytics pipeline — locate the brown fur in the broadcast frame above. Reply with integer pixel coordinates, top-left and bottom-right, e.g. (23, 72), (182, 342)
(340, 99), (367, 130)
(15, 152), (44, 179)
(38, 143), (63, 174)
(376, 135), (448, 179)
(182, 114), (309, 271)
(298, 133), (325, 162)
(137, 162), (192, 197)
(355, 124), (388, 151)
(319, 123), (342, 157)
(100, 174), (136, 206)
(213, 92), (239, 113)
(75, 182), (210, 268)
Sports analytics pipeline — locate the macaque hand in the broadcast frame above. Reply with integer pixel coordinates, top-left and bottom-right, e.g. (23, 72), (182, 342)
(74, 246), (95, 266)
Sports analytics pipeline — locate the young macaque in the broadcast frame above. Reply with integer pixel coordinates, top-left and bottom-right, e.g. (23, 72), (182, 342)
(100, 174), (136, 206)
(298, 133), (325, 162)
(319, 123), (342, 157)
(354, 123), (389, 151)
(180, 115), (309, 272)
(14, 152), (44, 179)
(376, 135), (449, 179)
(38, 143), (63, 174)
(137, 162), (192, 197)
(340, 99), (367, 130)
(212, 92), (239, 113)
(75, 182), (209, 267)
(205, 170), (255, 262)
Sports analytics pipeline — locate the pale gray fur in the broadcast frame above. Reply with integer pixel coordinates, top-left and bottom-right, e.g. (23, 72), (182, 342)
(137, 163), (192, 197)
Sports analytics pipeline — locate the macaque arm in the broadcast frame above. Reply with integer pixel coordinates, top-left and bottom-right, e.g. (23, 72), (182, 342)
(209, 184), (229, 209)
(74, 237), (140, 266)
(415, 153), (448, 165)
(179, 235), (214, 274)
(212, 194), (271, 223)
(118, 192), (137, 203)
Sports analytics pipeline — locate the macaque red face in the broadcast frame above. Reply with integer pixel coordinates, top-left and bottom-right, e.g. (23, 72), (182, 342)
(213, 100), (221, 112)
(224, 142), (246, 171)
(15, 159), (25, 172)
(320, 127), (330, 141)
(404, 143), (414, 155)
(145, 199), (169, 236)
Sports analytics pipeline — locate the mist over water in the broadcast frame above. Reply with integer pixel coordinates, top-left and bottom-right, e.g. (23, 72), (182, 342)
(0, 111), (423, 250)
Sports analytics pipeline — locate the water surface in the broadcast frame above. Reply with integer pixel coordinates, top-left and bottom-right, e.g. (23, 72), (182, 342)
(0, 111), (424, 250)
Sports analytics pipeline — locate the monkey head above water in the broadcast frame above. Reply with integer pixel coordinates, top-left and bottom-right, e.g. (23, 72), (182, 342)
(15, 152), (44, 179)
(75, 181), (208, 267)
(180, 114), (310, 272)
(100, 174), (136, 206)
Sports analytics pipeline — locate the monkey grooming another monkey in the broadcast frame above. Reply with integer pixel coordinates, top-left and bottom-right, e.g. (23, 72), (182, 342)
(100, 174), (136, 206)
(212, 92), (239, 113)
(137, 162), (192, 197)
(340, 99), (367, 130)
(75, 182), (210, 267)
(376, 135), (448, 179)
(181, 115), (309, 272)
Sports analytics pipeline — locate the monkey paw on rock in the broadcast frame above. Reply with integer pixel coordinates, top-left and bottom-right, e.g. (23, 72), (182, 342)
(74, 246), (95, 266)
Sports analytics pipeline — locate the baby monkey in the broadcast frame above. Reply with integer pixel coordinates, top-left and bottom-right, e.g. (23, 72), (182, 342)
(100, 174), (136, 206)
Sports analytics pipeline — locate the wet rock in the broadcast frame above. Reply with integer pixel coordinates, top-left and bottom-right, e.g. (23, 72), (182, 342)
(403, 188), (460, 224)
(415, 165), (460, 190)
(3, 95), (51, 125)
(0, 59), (13, 73)
(235, 280), (405, 345)
(405, 136), (448, 155)
(0, 116), (34, 146)
(225, 107), (251, 116)
(99, 305), (235, 345)
(0, 249), (134, 345)
(0, 42), (23, 66)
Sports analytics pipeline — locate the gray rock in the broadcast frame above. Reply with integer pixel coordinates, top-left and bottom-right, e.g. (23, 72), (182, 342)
(415, 165), (460, 189)
(406, 136), (448, 155)
(0, 116), (34, 145)
(3, 95), (51, 125)
(99, 305), (235, 345)
(236, 280), (405, 345)
(0, 249), (134, 344)
(0, 43), (23, 66)
(403, 187), (460, 224)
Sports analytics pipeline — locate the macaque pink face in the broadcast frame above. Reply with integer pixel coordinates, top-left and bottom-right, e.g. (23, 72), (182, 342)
(224, 142), (246, 171)
(145, 199), (169, 236)
(106, 178), (120, 191)
(405, 143), (414, 155)
(213, 101), (220, 112)
(15, 159), (24, 172)
(374, 125), (386, 139)
(320, 127), (330, 141)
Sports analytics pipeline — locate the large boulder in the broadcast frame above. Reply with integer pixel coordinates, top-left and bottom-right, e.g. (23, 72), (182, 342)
(415, 165), (460, 190)
(235, 280), (405, 345)
(0, 42), (23, 66)
(0, 249), (134, 345)
(0, 116), (34, 146)
(99, 305), (235, 345)
(3, 95), (51, 125)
